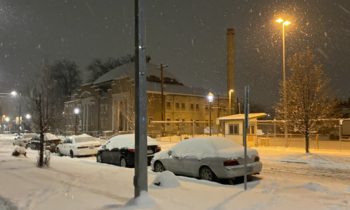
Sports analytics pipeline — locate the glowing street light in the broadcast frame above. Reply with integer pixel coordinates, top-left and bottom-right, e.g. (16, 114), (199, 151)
(276, 17), (291, 139)
(25, 114), (31, 120)
(207, 92), (214, 136)
(5, 117), (10, 122)
(10, 90), (18, 97)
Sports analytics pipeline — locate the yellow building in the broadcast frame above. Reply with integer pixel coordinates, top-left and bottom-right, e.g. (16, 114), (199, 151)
(64, 63), (230, 137)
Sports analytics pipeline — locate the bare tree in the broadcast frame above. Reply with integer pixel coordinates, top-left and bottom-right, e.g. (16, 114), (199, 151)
(276, 49), (335, 153)
(30, 65), (61, 167)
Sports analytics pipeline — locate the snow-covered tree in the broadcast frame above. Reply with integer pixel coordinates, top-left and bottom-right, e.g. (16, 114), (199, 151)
(276, 49), (335, 153)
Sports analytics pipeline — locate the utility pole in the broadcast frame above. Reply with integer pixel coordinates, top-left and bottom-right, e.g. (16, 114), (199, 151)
(160, 64), (167, 137)
(134, 0), (148, 198)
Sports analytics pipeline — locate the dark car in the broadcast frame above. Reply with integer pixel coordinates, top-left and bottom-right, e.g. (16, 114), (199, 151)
(26, 133), (62, 152)
(96, 134), (160, 167)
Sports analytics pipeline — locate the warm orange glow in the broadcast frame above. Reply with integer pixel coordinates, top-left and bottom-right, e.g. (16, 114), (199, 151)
(283, 20), (291, 26)
(276, 18), (284, 23)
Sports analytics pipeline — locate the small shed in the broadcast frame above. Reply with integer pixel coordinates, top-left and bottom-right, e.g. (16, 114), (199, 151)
(216, 113), (267, 146)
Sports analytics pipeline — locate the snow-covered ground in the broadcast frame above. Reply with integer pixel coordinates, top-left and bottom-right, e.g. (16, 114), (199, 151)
(0, 134), (349, 210)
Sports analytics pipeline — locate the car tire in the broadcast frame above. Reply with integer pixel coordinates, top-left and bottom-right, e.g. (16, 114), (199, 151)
(96, 154), (102, 163)
(70, 150), (74, 158)
(154, 161), (165, 172)
(199, 166), (216, 181)
(56, 148), (63, 157)
(120, 158), (127, 167)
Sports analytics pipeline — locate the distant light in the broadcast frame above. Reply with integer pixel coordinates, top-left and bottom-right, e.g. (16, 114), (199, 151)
(276, 18), (284, 23)
(207, 92), (214, 103)
(5, 117), (10, 122)
(74, 107), (80, 115)
(10, 91), (18, 97)
(229, 89), (234, 94)
(283, 21), (291, 26)
(25, 114), (31, 120)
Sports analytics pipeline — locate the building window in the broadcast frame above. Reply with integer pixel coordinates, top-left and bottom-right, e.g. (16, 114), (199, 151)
(190, 104), (194, 110)
(181, 103), (185, 110)
(250, 125), (255, 134)
(175, 103), (180, 109)
(229, 124), (239, 135)
(166, 102), (171, 109)
(196, 104), (199, 111)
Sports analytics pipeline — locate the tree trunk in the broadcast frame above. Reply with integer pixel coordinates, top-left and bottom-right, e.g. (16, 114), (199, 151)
(305, 124), (310, 153)
(38, 131), (44, 167)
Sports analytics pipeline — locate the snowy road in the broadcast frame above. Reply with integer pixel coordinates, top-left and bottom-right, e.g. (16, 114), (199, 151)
(0, 134), (349, 210)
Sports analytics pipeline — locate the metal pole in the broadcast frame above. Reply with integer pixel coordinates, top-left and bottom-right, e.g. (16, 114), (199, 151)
(243, 86), (249, 191)
(134, 0), (148, 198)
(282, 24), (288, 141)
(160, 64), (165, 137)
(75, 115), (77, 135)
(209, 102), (212, 136)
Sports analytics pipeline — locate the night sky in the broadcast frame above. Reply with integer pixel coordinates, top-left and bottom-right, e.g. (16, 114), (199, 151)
(0, 0), (349, 111)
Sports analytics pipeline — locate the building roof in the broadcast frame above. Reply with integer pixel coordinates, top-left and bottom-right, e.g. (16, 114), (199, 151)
(93, 62), (210, 97)
(93, 63), (178, 85)
(217, 113), (267, 121)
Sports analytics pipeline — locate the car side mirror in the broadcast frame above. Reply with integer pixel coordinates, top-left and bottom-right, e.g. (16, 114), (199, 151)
(102, 145), (106, 150)
(167, 150), (172, 156)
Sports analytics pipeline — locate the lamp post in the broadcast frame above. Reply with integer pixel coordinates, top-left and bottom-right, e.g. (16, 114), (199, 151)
(74, 108), (80, 135)
(207, 92), (214, 136)
(228, 89), (234, 115)
(276, 18), (291, 139)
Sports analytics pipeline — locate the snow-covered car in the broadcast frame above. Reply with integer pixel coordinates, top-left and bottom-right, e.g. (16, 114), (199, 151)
(151, 137), (262, 182)
(26, 133), (62, 152)
(13, 133), (37, 146)
(96, 134), (161, 167)
(56, 134), (101, 157)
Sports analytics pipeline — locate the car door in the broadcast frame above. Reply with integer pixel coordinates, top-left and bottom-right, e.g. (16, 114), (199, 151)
(162, 150), (184, 175)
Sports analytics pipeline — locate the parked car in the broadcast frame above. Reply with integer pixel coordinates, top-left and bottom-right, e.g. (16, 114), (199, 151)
(96, 134), (161, 167)
(151, 137), (262, 182)
(26, 133), (62, 152)
(56, 134), (101, 157)
(13, 133), (37, 146)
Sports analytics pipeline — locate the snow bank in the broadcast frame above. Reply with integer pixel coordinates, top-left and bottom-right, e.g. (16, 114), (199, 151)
(122, 191), (156, 210)
(0, 196), (17, 210)
(302, 182), (328, 192)
(152, 171), (180, 188)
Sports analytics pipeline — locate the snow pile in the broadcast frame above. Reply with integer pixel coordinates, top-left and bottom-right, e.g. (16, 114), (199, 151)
(122, 191), (156, 210)
(12, 146), (26, 157)
(0, 196), (17, 210)
(302, 182), (328, 192)
(152, 171), (180, 188)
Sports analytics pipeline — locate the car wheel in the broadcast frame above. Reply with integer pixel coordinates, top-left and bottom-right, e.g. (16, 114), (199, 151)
(56, 148), (63, 156)
(70, 150), (74, 158)
(120, 158), (127, 167)
(96, 154), (102, 163)
(154, 161), (165, 172)
(199, 166), (216, 181)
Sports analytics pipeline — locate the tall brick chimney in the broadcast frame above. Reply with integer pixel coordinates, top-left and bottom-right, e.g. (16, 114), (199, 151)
(227, 28), (236, 114)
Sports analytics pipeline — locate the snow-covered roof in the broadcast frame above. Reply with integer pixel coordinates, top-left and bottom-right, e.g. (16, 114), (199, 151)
(93, 63), (178, 85)
(217, 113), (267, 121)
(93, 62), (209, 97)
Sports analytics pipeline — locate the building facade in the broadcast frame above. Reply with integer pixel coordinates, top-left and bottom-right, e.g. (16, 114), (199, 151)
(64, 63), (230, 137)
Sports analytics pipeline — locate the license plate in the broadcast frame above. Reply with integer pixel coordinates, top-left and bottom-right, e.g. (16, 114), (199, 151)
(147, 149), (153, 154)
(89, 146), (94, 149)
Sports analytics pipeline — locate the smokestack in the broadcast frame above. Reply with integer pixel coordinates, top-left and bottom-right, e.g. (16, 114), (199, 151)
(227, 28), (236, 114)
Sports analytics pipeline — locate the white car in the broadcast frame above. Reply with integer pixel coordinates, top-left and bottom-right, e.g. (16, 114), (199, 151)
(56, 134), (101, 157)
(151, 137), (262, 182)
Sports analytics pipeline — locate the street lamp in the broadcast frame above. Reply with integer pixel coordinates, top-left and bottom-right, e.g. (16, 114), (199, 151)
(74, 107), (80, 135)
(228, 89), (234, 115)
(25, 114), (31, 120)
(276, 18), (291, 139)
(207, 92), (214, 136)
